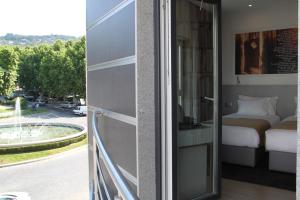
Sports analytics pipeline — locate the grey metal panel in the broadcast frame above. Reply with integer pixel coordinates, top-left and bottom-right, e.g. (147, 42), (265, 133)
(87, 64), (136, 117)
(88, 110), (137, 196)
(127, 179), (137, 194)
(98, 158), (137, 198)
(86, 0), (138, 198)
(98, 158), (118, 199)
(87, 2), (135, 66)
(86, 0), (124, 27)
(97, 115), (137, 177)
(222, 85), (297, 119)
(88, 113), (95, 188)
(178, 146), (208, 199)
(269, 151), (296, 173)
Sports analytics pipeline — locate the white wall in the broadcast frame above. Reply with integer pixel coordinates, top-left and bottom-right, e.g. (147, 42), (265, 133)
(222, 1), (298, 85)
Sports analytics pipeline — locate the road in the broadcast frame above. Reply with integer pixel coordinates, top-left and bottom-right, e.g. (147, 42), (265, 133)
(0, 108), (89, 200)
(0, 108), (87, 127)
(0, 146), (89, 200)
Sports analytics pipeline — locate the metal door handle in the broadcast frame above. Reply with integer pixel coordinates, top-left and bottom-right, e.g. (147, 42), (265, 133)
(204, 97), (214, 101)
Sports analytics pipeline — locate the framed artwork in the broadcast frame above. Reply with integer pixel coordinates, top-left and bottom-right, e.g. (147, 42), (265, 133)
(235, 28), (298, 74)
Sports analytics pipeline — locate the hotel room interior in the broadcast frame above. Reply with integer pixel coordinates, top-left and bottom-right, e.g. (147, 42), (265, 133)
(176, 0), (298, 198)
(221, 0), (297, 192)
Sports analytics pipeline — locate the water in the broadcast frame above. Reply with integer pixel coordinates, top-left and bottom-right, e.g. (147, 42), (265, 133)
(0, 97), (81, 144)
(14, 97), (22, 141)
(0, 124), (80, 144)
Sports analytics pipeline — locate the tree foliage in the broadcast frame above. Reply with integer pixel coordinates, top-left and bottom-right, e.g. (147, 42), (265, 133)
(17, 37), (86, 99)
(0, 37), (86, 99)
(65, 37), (86, 97)
(0, 46), (19, 96)
(18, 45), (50, 92)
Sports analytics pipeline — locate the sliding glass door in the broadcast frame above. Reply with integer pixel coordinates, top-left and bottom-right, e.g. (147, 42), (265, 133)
(170, 0), (221, 199)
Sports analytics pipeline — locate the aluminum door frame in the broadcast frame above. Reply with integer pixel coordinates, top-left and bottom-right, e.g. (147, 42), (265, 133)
(160, 0), (222, 199)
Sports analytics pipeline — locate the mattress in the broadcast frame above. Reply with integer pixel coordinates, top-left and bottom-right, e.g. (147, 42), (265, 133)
(222, 113), (280, 148)
(266, 116), (297, 153)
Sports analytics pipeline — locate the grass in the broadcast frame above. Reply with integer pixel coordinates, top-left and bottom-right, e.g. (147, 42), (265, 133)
(0, 107), (48, 119)
(21, 107), (49, 116)
(0, 105), (13, 113)
(0, 137), (88, 165)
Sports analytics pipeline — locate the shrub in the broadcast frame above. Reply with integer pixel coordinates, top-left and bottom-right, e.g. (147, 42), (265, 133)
(0, 134), (86, 154)
(12, 97), (28, 110)
(20, 98), (28, 109)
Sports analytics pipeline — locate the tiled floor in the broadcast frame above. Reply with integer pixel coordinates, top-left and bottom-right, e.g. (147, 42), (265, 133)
(221, 179), (296, 200)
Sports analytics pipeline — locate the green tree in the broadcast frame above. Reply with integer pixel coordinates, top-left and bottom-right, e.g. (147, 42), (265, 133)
(13, 38), (86, 100)
(39, 44), (74, 98)
(65, 37), (86, 98)
(0, 46), (19, 96)
(18, 45), (51, 93)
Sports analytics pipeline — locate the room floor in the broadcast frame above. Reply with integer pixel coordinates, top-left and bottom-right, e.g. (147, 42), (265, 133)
(222, 161), (296, 191)
(221, 179), (296, 200)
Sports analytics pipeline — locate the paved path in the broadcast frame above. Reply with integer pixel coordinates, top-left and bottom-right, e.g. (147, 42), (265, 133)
(0, 108), (87, 127)
(0, 108), (89, 200)
(0, 146), (89, 200)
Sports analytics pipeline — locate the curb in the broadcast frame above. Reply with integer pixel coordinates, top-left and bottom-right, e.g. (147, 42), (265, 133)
(0, 144), (88, 168)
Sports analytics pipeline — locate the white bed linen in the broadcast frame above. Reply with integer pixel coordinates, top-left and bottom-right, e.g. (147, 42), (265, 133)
(222, 113), (280, 148)
(266, 116), (297, 153)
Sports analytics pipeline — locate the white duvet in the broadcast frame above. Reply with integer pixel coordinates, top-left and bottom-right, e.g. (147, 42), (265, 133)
(266, 116), (297, 153)
(222, 113), (280, 148)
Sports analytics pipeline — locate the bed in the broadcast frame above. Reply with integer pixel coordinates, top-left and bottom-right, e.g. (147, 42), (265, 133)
(265, 116), (297, 173)
(222, 95), (280, 167)
(222, 113), (280, 166)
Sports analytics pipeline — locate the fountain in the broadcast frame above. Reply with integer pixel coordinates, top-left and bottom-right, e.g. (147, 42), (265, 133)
(15, 97), (22, 141)
(0, 97), (86, 153)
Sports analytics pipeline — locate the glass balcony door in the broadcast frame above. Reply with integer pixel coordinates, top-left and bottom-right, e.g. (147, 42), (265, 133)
(171, 0), (221, 199)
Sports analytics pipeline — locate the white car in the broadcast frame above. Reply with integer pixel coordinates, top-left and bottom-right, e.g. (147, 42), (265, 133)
(73, 106), (87, 116)
(60, 102), (76, 109)
(0, 192), (31, 200)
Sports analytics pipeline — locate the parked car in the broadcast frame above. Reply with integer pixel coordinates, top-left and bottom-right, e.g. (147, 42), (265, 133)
(0, 96), (6, 104)
(0, 192), (31, 200)
(35, 97), (46, 106)
(60, 102), (76, 109)
(73, 106), (87, 116)
(23, 95), (34, 101)
(79, 98), (86, 105)
(36, 100), (46, 106)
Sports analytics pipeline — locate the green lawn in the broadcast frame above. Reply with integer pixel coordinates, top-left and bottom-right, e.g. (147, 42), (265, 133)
(21, 107), (48, 116)
(0, 107), (48, 119)
(0, 105), (14, 113)
(0, 137), (88, 165)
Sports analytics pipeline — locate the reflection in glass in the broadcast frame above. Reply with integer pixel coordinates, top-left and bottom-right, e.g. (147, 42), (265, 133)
(176, 0), (218, 199)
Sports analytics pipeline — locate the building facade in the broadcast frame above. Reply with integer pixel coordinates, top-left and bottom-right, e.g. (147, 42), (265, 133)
(86, 0), (300, 199)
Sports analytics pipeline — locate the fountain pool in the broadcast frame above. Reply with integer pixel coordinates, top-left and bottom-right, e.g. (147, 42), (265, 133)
(0, 123), (85, 144)
(0, 97), (86, 153)
(0, 123), (86, 152)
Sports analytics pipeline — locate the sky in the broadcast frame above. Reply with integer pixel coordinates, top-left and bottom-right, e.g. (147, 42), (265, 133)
(0, 0), (85, 37)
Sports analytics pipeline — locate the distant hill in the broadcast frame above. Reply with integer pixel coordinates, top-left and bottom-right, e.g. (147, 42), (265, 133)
(0, 33), (78, 45)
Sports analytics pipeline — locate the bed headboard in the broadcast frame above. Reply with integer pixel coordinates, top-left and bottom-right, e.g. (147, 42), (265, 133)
(222, 85), (297, 119)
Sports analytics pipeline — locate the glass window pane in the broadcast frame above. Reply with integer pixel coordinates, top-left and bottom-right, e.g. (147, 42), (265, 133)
(175, 0), (219, 199)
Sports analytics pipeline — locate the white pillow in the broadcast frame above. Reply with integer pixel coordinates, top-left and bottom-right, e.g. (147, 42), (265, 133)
(237, 99), (269, 116)
(238, 95), (278, 115)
